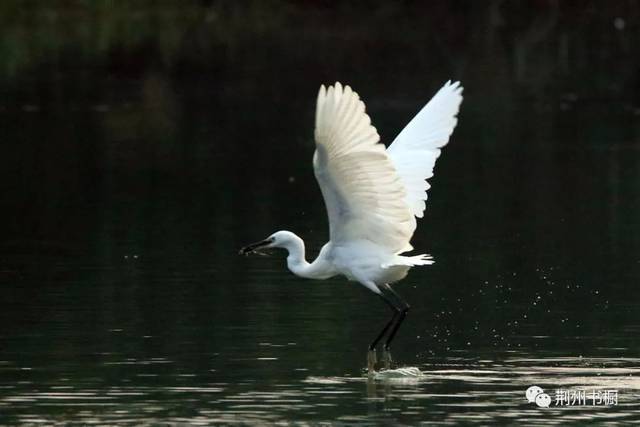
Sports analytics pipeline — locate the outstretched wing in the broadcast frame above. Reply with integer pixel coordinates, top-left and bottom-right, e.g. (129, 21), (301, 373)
(387, 81), (463, 218)
(313, 82), (415, 254)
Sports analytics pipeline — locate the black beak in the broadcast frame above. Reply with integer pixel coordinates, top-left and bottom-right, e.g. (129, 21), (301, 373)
(239, 239), (271, 255)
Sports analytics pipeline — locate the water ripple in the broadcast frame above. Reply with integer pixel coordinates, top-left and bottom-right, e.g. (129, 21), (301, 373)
(1, 355), (638, 424)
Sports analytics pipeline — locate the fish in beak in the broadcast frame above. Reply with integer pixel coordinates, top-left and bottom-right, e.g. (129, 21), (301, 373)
(239, 238), (273, 255)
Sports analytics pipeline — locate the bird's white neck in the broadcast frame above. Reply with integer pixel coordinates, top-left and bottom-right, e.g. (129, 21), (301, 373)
(280, 233), (334, 280)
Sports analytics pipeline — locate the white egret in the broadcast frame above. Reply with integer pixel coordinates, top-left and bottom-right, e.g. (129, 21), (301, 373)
(240, 81), (463, 372)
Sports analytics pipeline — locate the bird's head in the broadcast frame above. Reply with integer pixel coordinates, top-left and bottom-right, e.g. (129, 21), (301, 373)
(239, 230), (298, 255)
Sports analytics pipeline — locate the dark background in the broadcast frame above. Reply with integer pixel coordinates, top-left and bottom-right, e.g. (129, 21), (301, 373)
(1, 0), (640, 250)
(0, 1), (639, 423)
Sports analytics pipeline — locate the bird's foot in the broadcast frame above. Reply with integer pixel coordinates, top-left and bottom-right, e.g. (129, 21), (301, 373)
(367, 349), (377, 375)
(382, 348), (393, 370)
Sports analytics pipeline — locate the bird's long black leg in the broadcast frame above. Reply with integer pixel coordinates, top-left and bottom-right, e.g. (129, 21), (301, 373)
(368, 291), (401, 351)
(382, 285), (410, 350)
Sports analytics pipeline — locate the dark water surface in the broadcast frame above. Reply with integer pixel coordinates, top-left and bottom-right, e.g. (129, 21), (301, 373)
(1, 2), (640, 424)
(1, 246), (639, 424)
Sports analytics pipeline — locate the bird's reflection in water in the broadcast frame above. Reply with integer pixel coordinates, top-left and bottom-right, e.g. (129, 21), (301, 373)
(366, 370), (424, 400)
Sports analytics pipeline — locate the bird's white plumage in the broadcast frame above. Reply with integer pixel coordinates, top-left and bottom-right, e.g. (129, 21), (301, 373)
(243, 81), (462, 294)
(387, 81), (463, 218)
(313, 81), (463, 260)
(313, 82), (415, 254)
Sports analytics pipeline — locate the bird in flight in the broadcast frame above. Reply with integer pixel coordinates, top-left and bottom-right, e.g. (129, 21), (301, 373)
(240, 81), (463, 372)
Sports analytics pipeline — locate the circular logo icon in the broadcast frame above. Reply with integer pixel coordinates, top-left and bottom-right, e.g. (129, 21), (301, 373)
(535, 393), (551, 408)
(526, 385), (544, 403)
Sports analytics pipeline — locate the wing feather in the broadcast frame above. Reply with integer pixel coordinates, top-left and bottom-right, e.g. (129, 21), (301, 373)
(313, 82), (415, 253)
(387, 81), (463, 218)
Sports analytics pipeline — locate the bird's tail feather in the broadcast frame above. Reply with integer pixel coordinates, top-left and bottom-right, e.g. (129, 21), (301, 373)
(382, 254), (434, 268)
